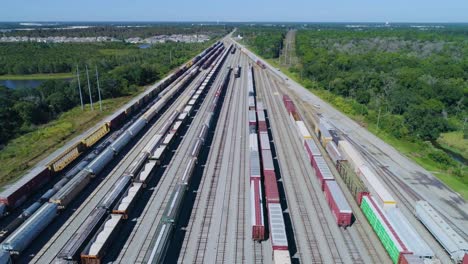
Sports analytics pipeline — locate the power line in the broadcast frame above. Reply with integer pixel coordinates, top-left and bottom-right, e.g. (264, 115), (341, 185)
(76, 65), (84, 111)
(95, 65), (102, 112)
(85, 65), (94, 111)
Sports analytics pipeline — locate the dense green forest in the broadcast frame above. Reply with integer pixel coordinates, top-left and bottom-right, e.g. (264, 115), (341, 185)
(240, 26), (467, 190)
(2, 24), (230, 39)
(238, 27), (286, 58)
(294, 29), (467, 142)
(0, 40), (213, 146)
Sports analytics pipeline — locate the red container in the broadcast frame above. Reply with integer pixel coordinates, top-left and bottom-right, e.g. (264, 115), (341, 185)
(250, 178), (265, 240)
(462, 253), (468, 264)
(263, 170), (280, 203)
(258, 122), (268, 133)
(356, 191), (370, 205)
(323, 181), (352, 227)
(107, 111), (126, 129)
(0, 167), (51, 208)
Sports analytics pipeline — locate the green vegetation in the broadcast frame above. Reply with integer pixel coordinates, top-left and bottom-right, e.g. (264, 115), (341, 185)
(0, 72), (74, 80)
(0, 24), (228, 186)
(3, 24), (228, 39)
(437, 131), (468, 160)
(242, 26), (468, 199)
(0, 94), (140, 186)
(238, 27), (285, 59)
(0, 41), (215, 146)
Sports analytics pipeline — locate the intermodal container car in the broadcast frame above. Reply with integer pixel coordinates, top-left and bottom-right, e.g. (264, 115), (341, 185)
(250, 178), (265, 240)
(361, 196), (410, 264)
(358, 165), (396, 210)
(296, 121), (311, 139)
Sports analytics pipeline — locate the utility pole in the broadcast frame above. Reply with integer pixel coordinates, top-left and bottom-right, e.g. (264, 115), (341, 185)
(86, 65), (94, 111)
(376, 107), (382, 131)
(95, 66), (102, 111)
(76, 65), (84, 111)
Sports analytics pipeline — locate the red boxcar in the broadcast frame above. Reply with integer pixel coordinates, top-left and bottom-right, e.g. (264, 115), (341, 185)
(107, 111), (126, 129)
(398, 253), (425, 264)
(257, 111), (267, 133)
(263, 170), (280, 204)
(313, 156), (335, 190)
(250, 178), (265, 240)
(0, 167), (51, 208)
(323, 181), (352, 227)
(356, 191), (370, 205)
(282, 94), (297, 113)
(304, 139), (321, 167)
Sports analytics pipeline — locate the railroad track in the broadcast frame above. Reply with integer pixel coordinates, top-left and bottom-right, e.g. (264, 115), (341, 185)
(174, 50), (239, 263)
(179, 54), (238, 263)
(259, 68), (365, 264)
(118, 55), (233, 263)
(282, 87), (389, 263)
(31, 71), (207, 263)
(281, 82), (455, 262)
(217, 53), (246, 263)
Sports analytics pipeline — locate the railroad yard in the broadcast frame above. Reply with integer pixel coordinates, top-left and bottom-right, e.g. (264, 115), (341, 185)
(0, 35), (467, 264)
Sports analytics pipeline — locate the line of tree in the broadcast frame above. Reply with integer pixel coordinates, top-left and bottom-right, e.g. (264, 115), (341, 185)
(238, 27), (286, 59)
(2, 24), (231, 39)
(293, 29), (467, 142)
(0, 40), (214, 146)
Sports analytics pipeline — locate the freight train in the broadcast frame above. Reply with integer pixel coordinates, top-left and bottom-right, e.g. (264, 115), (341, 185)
(281, 94), (439, 263)
(0, 42), (227, 262)
(248, 66), (291, 264)
(143, 47), (232, 264)
(0, 41), (224, 214)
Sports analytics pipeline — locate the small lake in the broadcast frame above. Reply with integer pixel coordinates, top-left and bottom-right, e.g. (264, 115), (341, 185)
(0, 78), (72, 89)
(0, 79), (45, 89)
(138, 44), (151, 49)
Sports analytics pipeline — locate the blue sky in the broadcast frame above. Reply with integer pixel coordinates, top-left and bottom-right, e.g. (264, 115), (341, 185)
(1, 0), (467, 22)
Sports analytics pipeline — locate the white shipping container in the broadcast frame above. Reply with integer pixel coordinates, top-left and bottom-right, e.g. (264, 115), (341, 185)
(386, 207), (434, 258)
(325, 141), (344, 165)
(337, 140), (365, 173)
(259, 133), (271, 150)
(249, 133), (259, 152)
(268, 203), (288, 248)
(296, 121), (312, 139)
(358, 165), (396, 209)
(273, 250), (291, 264)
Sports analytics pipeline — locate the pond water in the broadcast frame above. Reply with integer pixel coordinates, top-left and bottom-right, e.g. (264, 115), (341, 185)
(0, 78), (73, 89)
(0, 79), (45, 89)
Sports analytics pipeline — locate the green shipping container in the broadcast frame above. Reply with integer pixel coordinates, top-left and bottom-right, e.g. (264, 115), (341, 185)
(361, 196), (401, 263)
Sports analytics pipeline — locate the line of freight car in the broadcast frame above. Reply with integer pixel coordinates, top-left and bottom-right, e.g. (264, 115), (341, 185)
(0, 123), (129, 243)
(76, 110), (182, 263)
(248, 65), (266, 241)
(256, 108), (290, 264)
(0, 40), (217, 227)
(0, 41), (222, 214)
(416, 201), (468, 263)
(145, 58), (231, 264)
(249, 132), (265, 241)
(68, 47), (230, 264)
(143, 52), (232, 264)
(283, 93), (440, 262)
(361, 195), (435, 264)
(0, 102), (139, 240)
(283, 95), (354, 227)
(0, 60), (208, 257)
